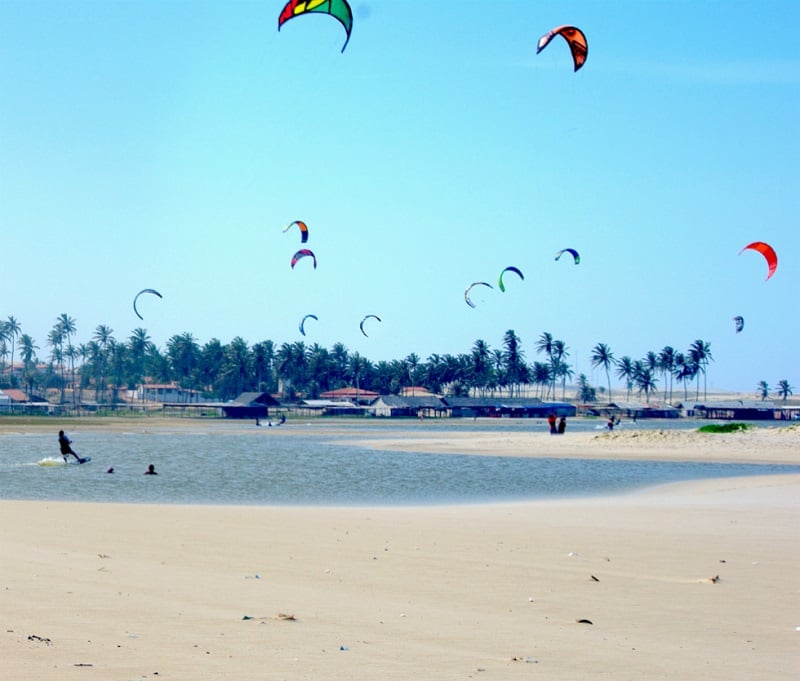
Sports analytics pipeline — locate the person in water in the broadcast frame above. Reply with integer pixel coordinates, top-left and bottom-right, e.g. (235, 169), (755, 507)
(58, 430), (81, 463)
(144, 464), (158, 475)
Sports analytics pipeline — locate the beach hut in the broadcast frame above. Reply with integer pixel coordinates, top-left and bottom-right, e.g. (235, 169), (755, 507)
(370, 395), (447, 418)
(222, 392), (281, 419)
(692, 400), (776, 421)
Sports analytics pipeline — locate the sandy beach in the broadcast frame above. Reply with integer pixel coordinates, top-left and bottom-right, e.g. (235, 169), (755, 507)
(2, 420), (798, 680)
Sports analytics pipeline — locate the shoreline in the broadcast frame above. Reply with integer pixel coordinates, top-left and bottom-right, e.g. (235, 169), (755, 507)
(2, 415), (799, 466)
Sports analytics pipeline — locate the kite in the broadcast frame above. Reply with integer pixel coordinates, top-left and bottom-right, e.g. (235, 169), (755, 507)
(359, 314), (381, 337)
(278, 0), (353, 53)
(555, 248), (581, 264)
(536, 25), (588, 72)
(283, 220), (309, 244)
(739, 241), (778, 280)
(498, 266), (524, 292)
(299, 314), (318, 336)
(464, 281), (493, 308)
(291, 248), (317, 269)
(133, 288), (162, 321)
(733, 316), (744, 333)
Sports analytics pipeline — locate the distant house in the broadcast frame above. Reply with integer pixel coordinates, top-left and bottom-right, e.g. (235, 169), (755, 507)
(139, 383), (203, 403)
(221, 392), (281, 419)
(444, 397), (575, 419)
(0, 388), (50, 414)
(370, 395), (448, 418)
(297, 399), (363, 416)
(583, 401), (680, 419)
(692, 400), (776, 420)
(319, 387), (379, 405)
(399, 386), (438, 397)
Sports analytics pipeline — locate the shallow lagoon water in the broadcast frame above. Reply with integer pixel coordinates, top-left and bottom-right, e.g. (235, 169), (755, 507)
(1, 422), (797, 506)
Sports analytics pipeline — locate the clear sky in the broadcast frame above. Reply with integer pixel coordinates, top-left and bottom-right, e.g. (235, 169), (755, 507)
(0, 1), (797, 393)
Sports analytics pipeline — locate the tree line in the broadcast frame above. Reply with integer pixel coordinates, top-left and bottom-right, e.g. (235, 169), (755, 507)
(0, 314), (792, 405)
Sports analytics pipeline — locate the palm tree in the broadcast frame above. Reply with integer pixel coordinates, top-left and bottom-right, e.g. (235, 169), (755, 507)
(129, 328), (152, 402)
(531, 361), (551, 398)
(199, 339), (224, 395)
(775, 379), (793, 402)
(0, 338), (8, 378)
(688, 339), (713, 400)
(550, 339), (568, 400)
(5, 316), (21, 385)
(64, 344), (79, 405)
(590, 343), (614, 403)
(421, 353), (445, 394)
(329, 342), (350, 388)
(576, 374), (597, 403)
(220, 336), (252, 398)
(404, 352), (421, 393)
(555, 358), (574, 400)
(633, 360), (657, 402)
(657, 346), (677, 403)
(672, 352), (695, 402)
(756, 380), (769, 401)
(615, 356), (635, 401)
(535, 332), (554, 398)
(469, 339), (493, 397)
(167, 332), (200, 388)
(501, 330), (528, 397)
(18, 333), (39, 395)
(92, 325), (115, 402)
(252, 340), (276, 393)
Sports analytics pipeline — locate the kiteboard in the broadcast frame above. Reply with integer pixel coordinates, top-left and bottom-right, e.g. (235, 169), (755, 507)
(37, 456), (91, 466)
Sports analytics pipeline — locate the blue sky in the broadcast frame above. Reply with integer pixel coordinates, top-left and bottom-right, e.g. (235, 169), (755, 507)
(0, 1), (797, 393)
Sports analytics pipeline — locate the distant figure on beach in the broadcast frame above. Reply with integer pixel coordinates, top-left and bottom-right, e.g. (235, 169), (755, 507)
(558, 416), (567, 434)
(144, 464), (158, 475)
(607, 416), (615, 431)
(255, 416), (261, 427)
(547, 413), (557, 434)
(279, 413), (286, 425)
(58, 430), (80, 463)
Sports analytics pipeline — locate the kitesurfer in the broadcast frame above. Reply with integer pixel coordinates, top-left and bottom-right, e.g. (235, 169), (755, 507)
(58, 430), (81, 463)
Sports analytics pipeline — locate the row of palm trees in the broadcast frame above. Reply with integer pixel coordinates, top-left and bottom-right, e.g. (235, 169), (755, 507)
(589, 339), (714, 404)
(0, 314), (785, 405)
(756, 379), (794, 402)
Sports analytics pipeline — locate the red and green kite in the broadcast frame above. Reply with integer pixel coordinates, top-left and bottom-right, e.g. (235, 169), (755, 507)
(278, 0), (353, 53)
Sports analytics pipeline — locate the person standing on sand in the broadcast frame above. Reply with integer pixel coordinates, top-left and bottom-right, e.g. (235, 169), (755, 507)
(547, 413), (557, 434)
(558, 416), (567, 434)
(58, 430), (80, 463)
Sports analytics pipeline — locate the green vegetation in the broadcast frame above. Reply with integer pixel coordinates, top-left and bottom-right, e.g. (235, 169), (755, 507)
(0, 314), (738, 406)
(697, 422), (750, 434)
